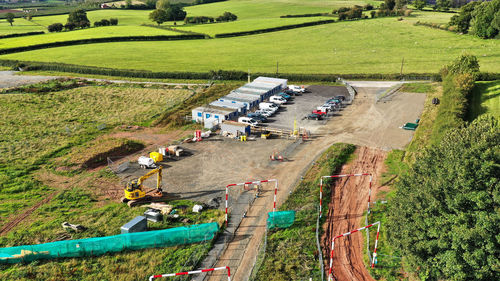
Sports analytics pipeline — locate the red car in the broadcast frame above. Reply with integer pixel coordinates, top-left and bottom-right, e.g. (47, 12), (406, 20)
(312, 109), (327, 115)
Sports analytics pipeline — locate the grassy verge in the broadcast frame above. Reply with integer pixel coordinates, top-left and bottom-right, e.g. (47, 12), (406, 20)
(254, 143), (356, 281)
(400, 82), (436, 93)
(466, 80), (500, 120)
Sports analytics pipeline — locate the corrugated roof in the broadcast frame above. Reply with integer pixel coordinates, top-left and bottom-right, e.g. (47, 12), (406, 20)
(193, 106), (234, 115)
(233, 88), (265, 96)
(254, 76), (287, 86)
(210, 100), (247, 109)
(226, 92), (261, 102)
(220, 96), (252, 104)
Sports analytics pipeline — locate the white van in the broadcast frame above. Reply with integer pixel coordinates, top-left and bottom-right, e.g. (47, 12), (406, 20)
(288, 85), (305, 93)
(259, 102), (279, 111)
(270, 95), (287, 105)
(238, 117), (259, 127)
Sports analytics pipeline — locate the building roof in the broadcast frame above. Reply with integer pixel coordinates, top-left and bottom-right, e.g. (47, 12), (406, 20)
(225, 93), (260, 102)
(193, 106), (234, 116)
(220, 96), (252, 104)
(209, 100), (247, 109)
(253, 76), (287, 87)
(232, 88), (266, 96)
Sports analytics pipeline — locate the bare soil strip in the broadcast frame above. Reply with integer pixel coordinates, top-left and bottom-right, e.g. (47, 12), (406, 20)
(321, 147), (387, 281)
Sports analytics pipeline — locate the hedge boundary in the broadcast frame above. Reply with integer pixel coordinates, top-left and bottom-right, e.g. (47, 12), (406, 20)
(0, 31), (45, 40)
(280, 13), (331, 18)
(0, 34), (205, 55)
(214, 19), (335, 38)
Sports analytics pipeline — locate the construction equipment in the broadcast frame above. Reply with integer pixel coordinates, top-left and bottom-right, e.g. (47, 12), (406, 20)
(122, 166), (164, 207)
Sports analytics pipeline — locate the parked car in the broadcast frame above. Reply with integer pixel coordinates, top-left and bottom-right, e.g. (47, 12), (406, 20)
(255, 110), (273, 117)
(307, 113), (323, 120)
(326, 98), (342, 105)
(335, 95), (346, 101)
(248, 113), (268, 122)
(238, 117), (259, 127)
(259, 102), (279, 111)
(283, 89), (296, 95)
(288, 85), (305, 93)
(260, 108), (277, 115)
(312, 109), (327, 115)
(277, 92), (291, 99)
(270, 95), (287, 105)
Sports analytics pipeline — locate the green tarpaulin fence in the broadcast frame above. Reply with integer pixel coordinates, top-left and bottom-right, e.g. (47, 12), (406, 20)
(0, 222), (218, 264)
(267, 210), (295, 229)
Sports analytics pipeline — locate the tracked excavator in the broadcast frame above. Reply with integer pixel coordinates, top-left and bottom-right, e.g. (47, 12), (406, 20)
(121, 166), (164, 207)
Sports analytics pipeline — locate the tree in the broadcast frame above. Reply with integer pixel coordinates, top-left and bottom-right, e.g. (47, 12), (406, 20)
(48, 23), (63, 32)
(216, 11), (237, 22)
(436, 0), (451, 11)
(414, 0), (426, 10)
(149, 9), (169, 25)
(470, 0), (500, 39)
(165, 5), (187, 21)
(64, 22), (76, 31)
(387, 116), (499, 281)
(395, 0), (406, 10)
(67, 9), (90, 28)
(6, 13), (14, 26)
(385, 0), (396, 10)
(156, 0), (170, 10)
(449, 1), (480, 33)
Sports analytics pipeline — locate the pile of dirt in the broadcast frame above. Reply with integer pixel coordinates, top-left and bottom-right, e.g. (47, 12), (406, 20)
(55, 137), (145, 171)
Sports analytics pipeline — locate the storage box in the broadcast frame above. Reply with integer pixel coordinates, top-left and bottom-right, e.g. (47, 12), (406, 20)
(121, 216), (147, 234)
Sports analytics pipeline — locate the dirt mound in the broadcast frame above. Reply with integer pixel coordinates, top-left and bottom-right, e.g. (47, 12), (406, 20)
(55, 138), (144, 170)
(321, 147), (386, 281)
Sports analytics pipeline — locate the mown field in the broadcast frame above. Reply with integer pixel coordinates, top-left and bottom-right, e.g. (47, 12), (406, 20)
(0, 18), (46, 35)
(0, 82), (193, 223)
(0, 25), (179, 50)
(3, 16), (498, 74)
(467, 80), (500, 120)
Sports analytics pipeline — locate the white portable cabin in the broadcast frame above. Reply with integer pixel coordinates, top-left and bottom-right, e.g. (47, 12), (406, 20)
(217, 97), (251, 111)
(191, 106), (236, 129)
(253, 76), (288, 89)
(223, 93), (260, 109)
(209, 100), (247, 115)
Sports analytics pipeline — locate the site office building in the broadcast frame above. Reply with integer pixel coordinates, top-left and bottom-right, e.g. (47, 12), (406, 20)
(191, 105), (237, 129)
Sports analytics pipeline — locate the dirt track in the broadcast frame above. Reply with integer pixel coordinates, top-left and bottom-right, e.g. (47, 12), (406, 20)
(322, 147), (387, 281)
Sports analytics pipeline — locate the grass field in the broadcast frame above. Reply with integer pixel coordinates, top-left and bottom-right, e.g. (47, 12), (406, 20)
(3, 17), (498, 74)
(467, 80), (500, 120)
(176, 16), (333, 36)
(0, 83), (193, 223)
(0, 25), (180, 50)
(31, 9), (155, 27)
(0, 18), (46, 35)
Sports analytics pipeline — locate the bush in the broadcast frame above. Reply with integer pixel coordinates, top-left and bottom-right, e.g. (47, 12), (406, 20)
(0, 31), (44, 39)
(216, 11), (237, 22)
(100, 19), (111, 26)
(364, 4), (374, 10)
(184, 16), (215, 24)
(48, 23), (63, 32)
(370, 11), (376, 18)
(64, 22), (75, 31)
(110, 18), (118, 25)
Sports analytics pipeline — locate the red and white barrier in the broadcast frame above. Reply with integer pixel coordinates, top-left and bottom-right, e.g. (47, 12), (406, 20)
(319, 173), (372, 218)
(327, 221), (381, 281)
(225, 179), (278, 226)
(149, 266), (231, 281)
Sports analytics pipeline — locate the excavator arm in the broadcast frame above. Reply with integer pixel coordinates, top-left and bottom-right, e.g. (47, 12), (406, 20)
(137, 166), (163, 194)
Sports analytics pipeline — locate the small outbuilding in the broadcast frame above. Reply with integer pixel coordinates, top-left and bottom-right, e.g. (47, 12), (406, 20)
(220, 121), (251, 137)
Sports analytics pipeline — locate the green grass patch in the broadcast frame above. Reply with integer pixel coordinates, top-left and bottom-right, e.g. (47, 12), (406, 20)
(0, 26), (180, 50)
(467, 80), (500, 120)
(0, 83), (193, 223)
(3, 17), (498, 74)
(254, 143), (356, 281)
(400, 82), (436, 93)
(0, 18), (46, 35)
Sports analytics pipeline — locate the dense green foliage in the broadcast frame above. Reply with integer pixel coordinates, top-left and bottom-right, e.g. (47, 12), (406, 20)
(255, 143), (356, 281)
(66, 9), (90, 29)
(430, 54), (479, 144)
(5, 13), (14, 26)
(149, 9), (169, 25)
(387, 116), (499, 280)
(470, 0), (500, 39)
(47, 23), (63, 33)
(0, 31), (44, 39)
(448, 1), (480, 34)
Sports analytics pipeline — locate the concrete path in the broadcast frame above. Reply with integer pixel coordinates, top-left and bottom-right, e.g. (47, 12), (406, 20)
(0, 71), (56, 88)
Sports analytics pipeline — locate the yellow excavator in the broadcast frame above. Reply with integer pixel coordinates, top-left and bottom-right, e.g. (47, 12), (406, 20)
(121, 166), (164, 207)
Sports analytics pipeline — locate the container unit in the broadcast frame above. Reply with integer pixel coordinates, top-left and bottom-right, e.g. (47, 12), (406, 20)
(223, 93), (260, 109)
(253, 76), (288, 89)
(121, 216), (147, 234)
(218, 97), (251, 111)
(231, 88), (268, 102)
(220, 121), (251, 136)
(209, 100), (247, 115)
(240, 81), (281, 99)
(192, 106), (236, 129)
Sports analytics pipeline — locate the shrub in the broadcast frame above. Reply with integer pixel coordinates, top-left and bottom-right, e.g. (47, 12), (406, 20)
(216, 11), (237, 22)
(338, 12), (347, 21)
(77, 20), (90, 28)
(371, 10), (376, 18)
(364, 4), (374, 10)
(48, 23), (63, 32)
(337, 7), (350, 13)
(64, 22), (75, 31)
(100, 19), (111, 26)
(110, 18), (118, 25)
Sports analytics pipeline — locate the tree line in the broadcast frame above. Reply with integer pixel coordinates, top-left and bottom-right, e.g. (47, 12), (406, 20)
(448, 0), (500, 39)
(47, 10), (118, 33)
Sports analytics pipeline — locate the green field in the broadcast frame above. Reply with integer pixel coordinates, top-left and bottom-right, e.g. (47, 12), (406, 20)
(31, 9), (155, 27)
(3, 17), (498, 74)
(0, 18), (46, 35)
(468, 80), (500, 120)
(176, 16), (333, 36)
(0, 25), (179, 50)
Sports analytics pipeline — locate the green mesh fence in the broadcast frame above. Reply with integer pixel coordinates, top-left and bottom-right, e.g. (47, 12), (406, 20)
(0, 222), (219, 264)
(267, 210), (295, 229)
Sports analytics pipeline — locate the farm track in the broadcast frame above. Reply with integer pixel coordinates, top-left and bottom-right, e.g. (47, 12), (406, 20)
(321, 147), (387, 281)
(0, 191), (57, 236)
